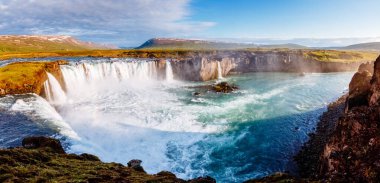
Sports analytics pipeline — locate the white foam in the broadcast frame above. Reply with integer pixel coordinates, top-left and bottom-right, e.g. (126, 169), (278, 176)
(45, 73), (67, 104)
(7, 94), (79, 140)
(217, 62), (223, 80)
(166, 60), (174, 82)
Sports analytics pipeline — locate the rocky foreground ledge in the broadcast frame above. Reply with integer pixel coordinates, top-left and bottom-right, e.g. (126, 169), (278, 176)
(253, 56), (380, 182)
(0, 136), (215, 183)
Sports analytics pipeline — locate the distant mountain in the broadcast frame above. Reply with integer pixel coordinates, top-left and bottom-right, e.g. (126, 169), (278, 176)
(341, 42), (380, 51)
(0, 35), (113, 53)
(136, 38), (310, 50)
(258, 43), (308, 49)
(136, 38), (258, 49)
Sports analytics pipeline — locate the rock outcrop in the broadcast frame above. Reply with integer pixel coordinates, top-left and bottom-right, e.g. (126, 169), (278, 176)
(255, 56), (380, 182)
(317, 56), (380, 182)
(294, 56), (380, 182)
(0, 136), (215, 183)
(0, 60), (67, 97)
(170, 50), (367, 81)
(212, 82), (238, 93)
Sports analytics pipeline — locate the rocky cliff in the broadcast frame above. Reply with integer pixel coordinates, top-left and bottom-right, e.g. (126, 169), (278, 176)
(170, 50), (367, 81)
(293, 55), (380, 182)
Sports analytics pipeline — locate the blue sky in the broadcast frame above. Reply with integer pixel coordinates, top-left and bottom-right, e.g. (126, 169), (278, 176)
(0, 0), (379, 47)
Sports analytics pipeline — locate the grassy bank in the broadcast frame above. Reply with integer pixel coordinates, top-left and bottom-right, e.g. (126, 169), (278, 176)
(1, 49), (378, 63)
(0, 61), (66, 96)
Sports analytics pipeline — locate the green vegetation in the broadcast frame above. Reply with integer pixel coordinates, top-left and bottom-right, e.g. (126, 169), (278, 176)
(304, 50), (379, 63)
(0, 61), (65, 96)
(0, 49), (377, 63)
(0, 147), (181, 182)
(0, 137), (210, 182)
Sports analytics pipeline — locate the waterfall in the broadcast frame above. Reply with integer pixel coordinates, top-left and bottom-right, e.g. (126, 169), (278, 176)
(60, 61), (159, 95)
(43, 80), (52, 102)
(217, 62), (224, 79)
(166, 60), (174, 82)
(44, 73), (67, 104)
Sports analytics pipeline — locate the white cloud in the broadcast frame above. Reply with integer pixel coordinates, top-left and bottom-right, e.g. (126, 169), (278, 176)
(0, 0), (214, 46)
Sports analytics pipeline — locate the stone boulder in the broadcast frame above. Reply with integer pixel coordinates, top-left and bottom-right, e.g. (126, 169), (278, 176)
(188, 176), (216, 183)
(22, 136), (65, 154)
(212, 82), (238, 93)
(127, 159), (145, 173)
(358, 62), (374, 74)
(346, 70), (372, 109)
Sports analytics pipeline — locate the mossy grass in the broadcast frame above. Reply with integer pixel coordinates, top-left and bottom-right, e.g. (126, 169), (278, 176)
(0, 61), (66, 96)
(1, 49), (377, 63)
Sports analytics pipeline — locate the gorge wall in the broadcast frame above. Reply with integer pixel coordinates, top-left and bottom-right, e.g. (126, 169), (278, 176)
(0, 50), (369, 97)
(294, 55), (380, 182)
(170, 51), (367, 81)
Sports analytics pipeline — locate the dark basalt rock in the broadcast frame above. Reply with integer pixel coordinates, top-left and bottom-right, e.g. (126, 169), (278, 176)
(22, 136), (65, 154)
(188, 176), (216, 183)
(127, 159), (146, 173)
(244, 173), (301, 183)
(212, 82), (238, 93)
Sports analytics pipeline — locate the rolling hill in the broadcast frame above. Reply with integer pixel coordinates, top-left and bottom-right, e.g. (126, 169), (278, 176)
(136, 38), (259, 50)
(342, 42), (380, 51)
(0, 35), (112, 53)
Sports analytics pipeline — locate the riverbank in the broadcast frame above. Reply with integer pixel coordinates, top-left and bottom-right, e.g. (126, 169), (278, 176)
(0, 136), (215, 183)
(253, 55), (380, 182)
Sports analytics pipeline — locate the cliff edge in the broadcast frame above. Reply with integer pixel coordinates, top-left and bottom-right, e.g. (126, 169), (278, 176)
(294, 56), (380, 182)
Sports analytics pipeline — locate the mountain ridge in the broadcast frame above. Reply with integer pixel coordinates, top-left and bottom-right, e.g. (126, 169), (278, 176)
(0, 35), (114, 53)
(137, 38), (380, 51)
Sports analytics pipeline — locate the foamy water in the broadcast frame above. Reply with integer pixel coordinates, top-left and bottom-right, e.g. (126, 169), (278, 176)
(0, 58), (355, 182)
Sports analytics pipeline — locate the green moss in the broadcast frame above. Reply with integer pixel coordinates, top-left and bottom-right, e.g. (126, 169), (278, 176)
(304, 50), (378, 63)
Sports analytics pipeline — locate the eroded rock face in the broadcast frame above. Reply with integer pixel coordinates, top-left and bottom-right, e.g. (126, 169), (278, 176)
(317, 55), (380, 182)
(369, 56), (380, 106)
(169, 51), (365, 81)
(347, 70), (372, 109)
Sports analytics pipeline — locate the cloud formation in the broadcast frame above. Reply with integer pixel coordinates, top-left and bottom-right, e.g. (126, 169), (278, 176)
(0, 0), (215, 46)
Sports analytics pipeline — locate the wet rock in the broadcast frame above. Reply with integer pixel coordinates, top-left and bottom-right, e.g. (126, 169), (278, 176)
(127, 159), (145, 173)
(22, 136), (65, 154)
(298, 72), (306, 76)
(188, 176), (216, 183)
(212, 82), (238, 93)
(244, 173), (300, 183)
(193, 92), (201, 96)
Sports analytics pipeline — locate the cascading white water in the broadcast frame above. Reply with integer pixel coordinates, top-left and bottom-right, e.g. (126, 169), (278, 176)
(43, 80), (52, 102)
(166, 60), (174, 82)
(60, 61), (159, 97)
(217, 62), (223, 79)
(1, 57), (355, 182)
(45, 73), (67, 104)
(50, 60), (220, 177)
